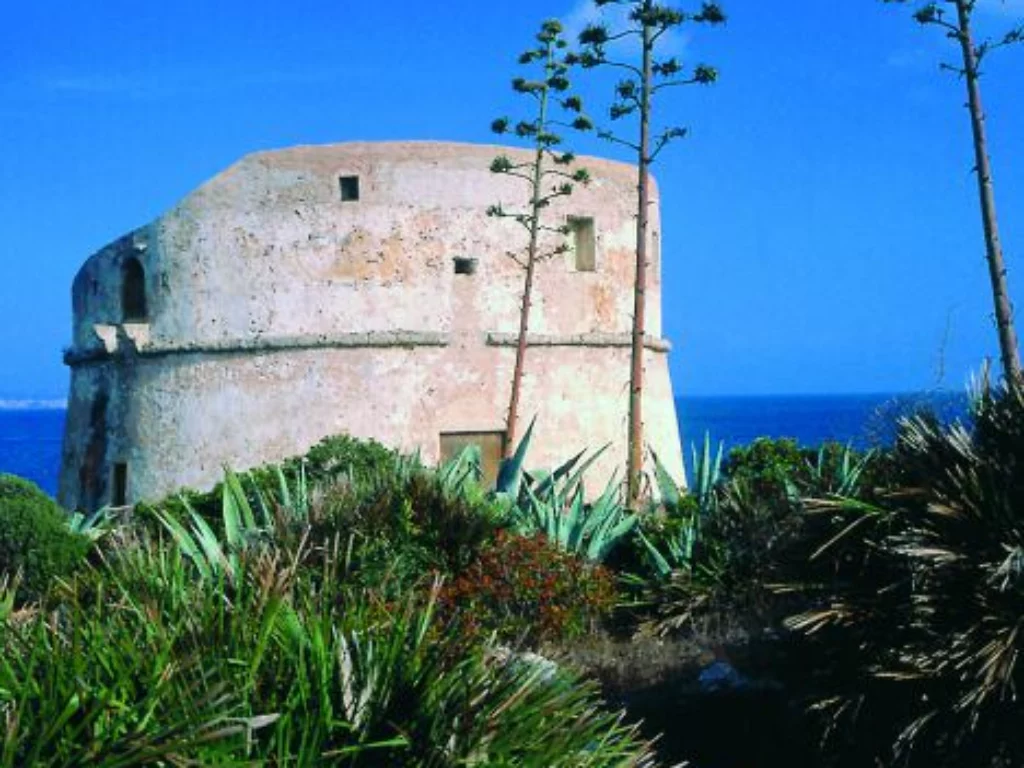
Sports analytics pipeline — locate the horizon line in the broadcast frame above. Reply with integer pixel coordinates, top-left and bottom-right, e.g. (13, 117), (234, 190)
(0, 389), (971, 411)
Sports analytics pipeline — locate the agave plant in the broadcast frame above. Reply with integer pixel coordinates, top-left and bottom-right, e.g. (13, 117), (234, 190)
(403, 416), (619, 560)
(804, 442), (876, 498)
(151, 463), (310, 581)
(514, 473), (638, 563)
(438, 443), (483, 496)
(494, 415), (537, 500)
(688, 432), (725, 516)
(640, 434), (724, 578)
(65, 505), (115, 542)
(490, 421), (638, 562)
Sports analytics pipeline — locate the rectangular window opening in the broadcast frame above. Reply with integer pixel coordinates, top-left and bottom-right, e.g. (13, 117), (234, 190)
(112, 462), (128, 507)
(569, 216), (596, 272)
(440, 431), (506, 487)
(339, 175), (360, 202)
(453, 256), (478, 276)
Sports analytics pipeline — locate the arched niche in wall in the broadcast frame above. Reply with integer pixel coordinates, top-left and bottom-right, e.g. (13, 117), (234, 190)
(121, 257), (147, 322)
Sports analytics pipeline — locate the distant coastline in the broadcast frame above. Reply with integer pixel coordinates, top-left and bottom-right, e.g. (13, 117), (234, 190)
(0, 399), (67, 411)
(0, 390), (968, 410)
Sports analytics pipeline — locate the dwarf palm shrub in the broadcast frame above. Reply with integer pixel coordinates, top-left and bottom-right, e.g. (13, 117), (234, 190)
(785, 384), (1024, 767)
(142, 434), (402, 526)
(308, 461), (505, 592)
(0, 566), (252, 765)
(636, 436), (880, 636)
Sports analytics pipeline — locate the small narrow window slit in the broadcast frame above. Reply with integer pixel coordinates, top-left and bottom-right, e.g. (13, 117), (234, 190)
(112, 462), (128, 507)
(568, 216), (596, 272)
(122, 257), (147, 322)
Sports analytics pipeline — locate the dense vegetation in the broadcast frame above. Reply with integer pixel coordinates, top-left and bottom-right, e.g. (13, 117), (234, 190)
(0, 435), (655, 766)
(3, 384), (1024, 766)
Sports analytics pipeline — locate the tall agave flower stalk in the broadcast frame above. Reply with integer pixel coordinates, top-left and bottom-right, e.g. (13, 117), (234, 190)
(575, 1), (725, 506)
(489, 20), (591, 457)
(884, 0), (1024, 383)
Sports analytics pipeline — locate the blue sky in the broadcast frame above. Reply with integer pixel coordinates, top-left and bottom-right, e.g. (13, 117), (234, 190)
(1, 0), (1022, 399)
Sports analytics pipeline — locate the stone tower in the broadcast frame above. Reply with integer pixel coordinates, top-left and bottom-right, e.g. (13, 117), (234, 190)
(59, 141), (684, 510)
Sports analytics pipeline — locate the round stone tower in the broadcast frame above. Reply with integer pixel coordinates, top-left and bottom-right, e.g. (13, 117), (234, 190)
(59, 141), (684, 510)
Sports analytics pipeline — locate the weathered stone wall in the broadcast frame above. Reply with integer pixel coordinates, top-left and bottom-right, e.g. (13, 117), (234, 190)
(59, 141), (684, 509)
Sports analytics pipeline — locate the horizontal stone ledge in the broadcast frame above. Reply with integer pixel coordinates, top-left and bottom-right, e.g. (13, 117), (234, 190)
(486, 332), (672, 353)
(64, 330), (672, 366)
(65, 330), (451, 365)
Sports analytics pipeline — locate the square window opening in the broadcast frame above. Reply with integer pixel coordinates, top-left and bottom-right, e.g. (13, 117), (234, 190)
(453, 256), (478, 276)
(440, 431), (506, 487)
(339, 175), (360, 202)
(568, 216), (596, 272)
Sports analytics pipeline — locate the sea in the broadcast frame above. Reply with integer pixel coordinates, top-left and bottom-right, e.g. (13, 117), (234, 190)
(0, 393), (968, 498)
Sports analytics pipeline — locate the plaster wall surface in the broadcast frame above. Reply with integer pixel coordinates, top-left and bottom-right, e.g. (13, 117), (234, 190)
(60, 141), (684, 509)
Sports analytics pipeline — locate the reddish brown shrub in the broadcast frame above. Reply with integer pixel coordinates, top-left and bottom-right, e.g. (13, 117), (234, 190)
(438, 529), (618, 646)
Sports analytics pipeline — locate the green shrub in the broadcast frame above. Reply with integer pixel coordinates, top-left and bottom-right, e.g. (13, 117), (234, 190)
(723, 437), (805, 502)
(439, 529), (618, 646)
(0, 473), (55, 503)
(294, 433), (400, 483)
(0, 474), (89, 602)
(724, 437), (882, 502)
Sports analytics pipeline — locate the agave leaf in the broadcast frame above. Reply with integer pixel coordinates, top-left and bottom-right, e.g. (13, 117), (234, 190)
(563, 443), (610, 501)
(638, 529), (673, 578)
(440, 444), (482, 494)
(533, 448), (585, 500)
(585, 506), (630, 561)
(495, 415), (537, 496)
(690, 432), (723, 511)
(222, 467), (258, 549)
(189, 508), (231, 579)
(525, 482), (561, 544)
(65, 506), (113, 541)
(651, 448), (682, 509)
(275, 465), (292, 510)
(590, 514), (638, 561)
(152, 501), (213, 581)
(564, 488), (587, 551)
(579, 484), (619, 543)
